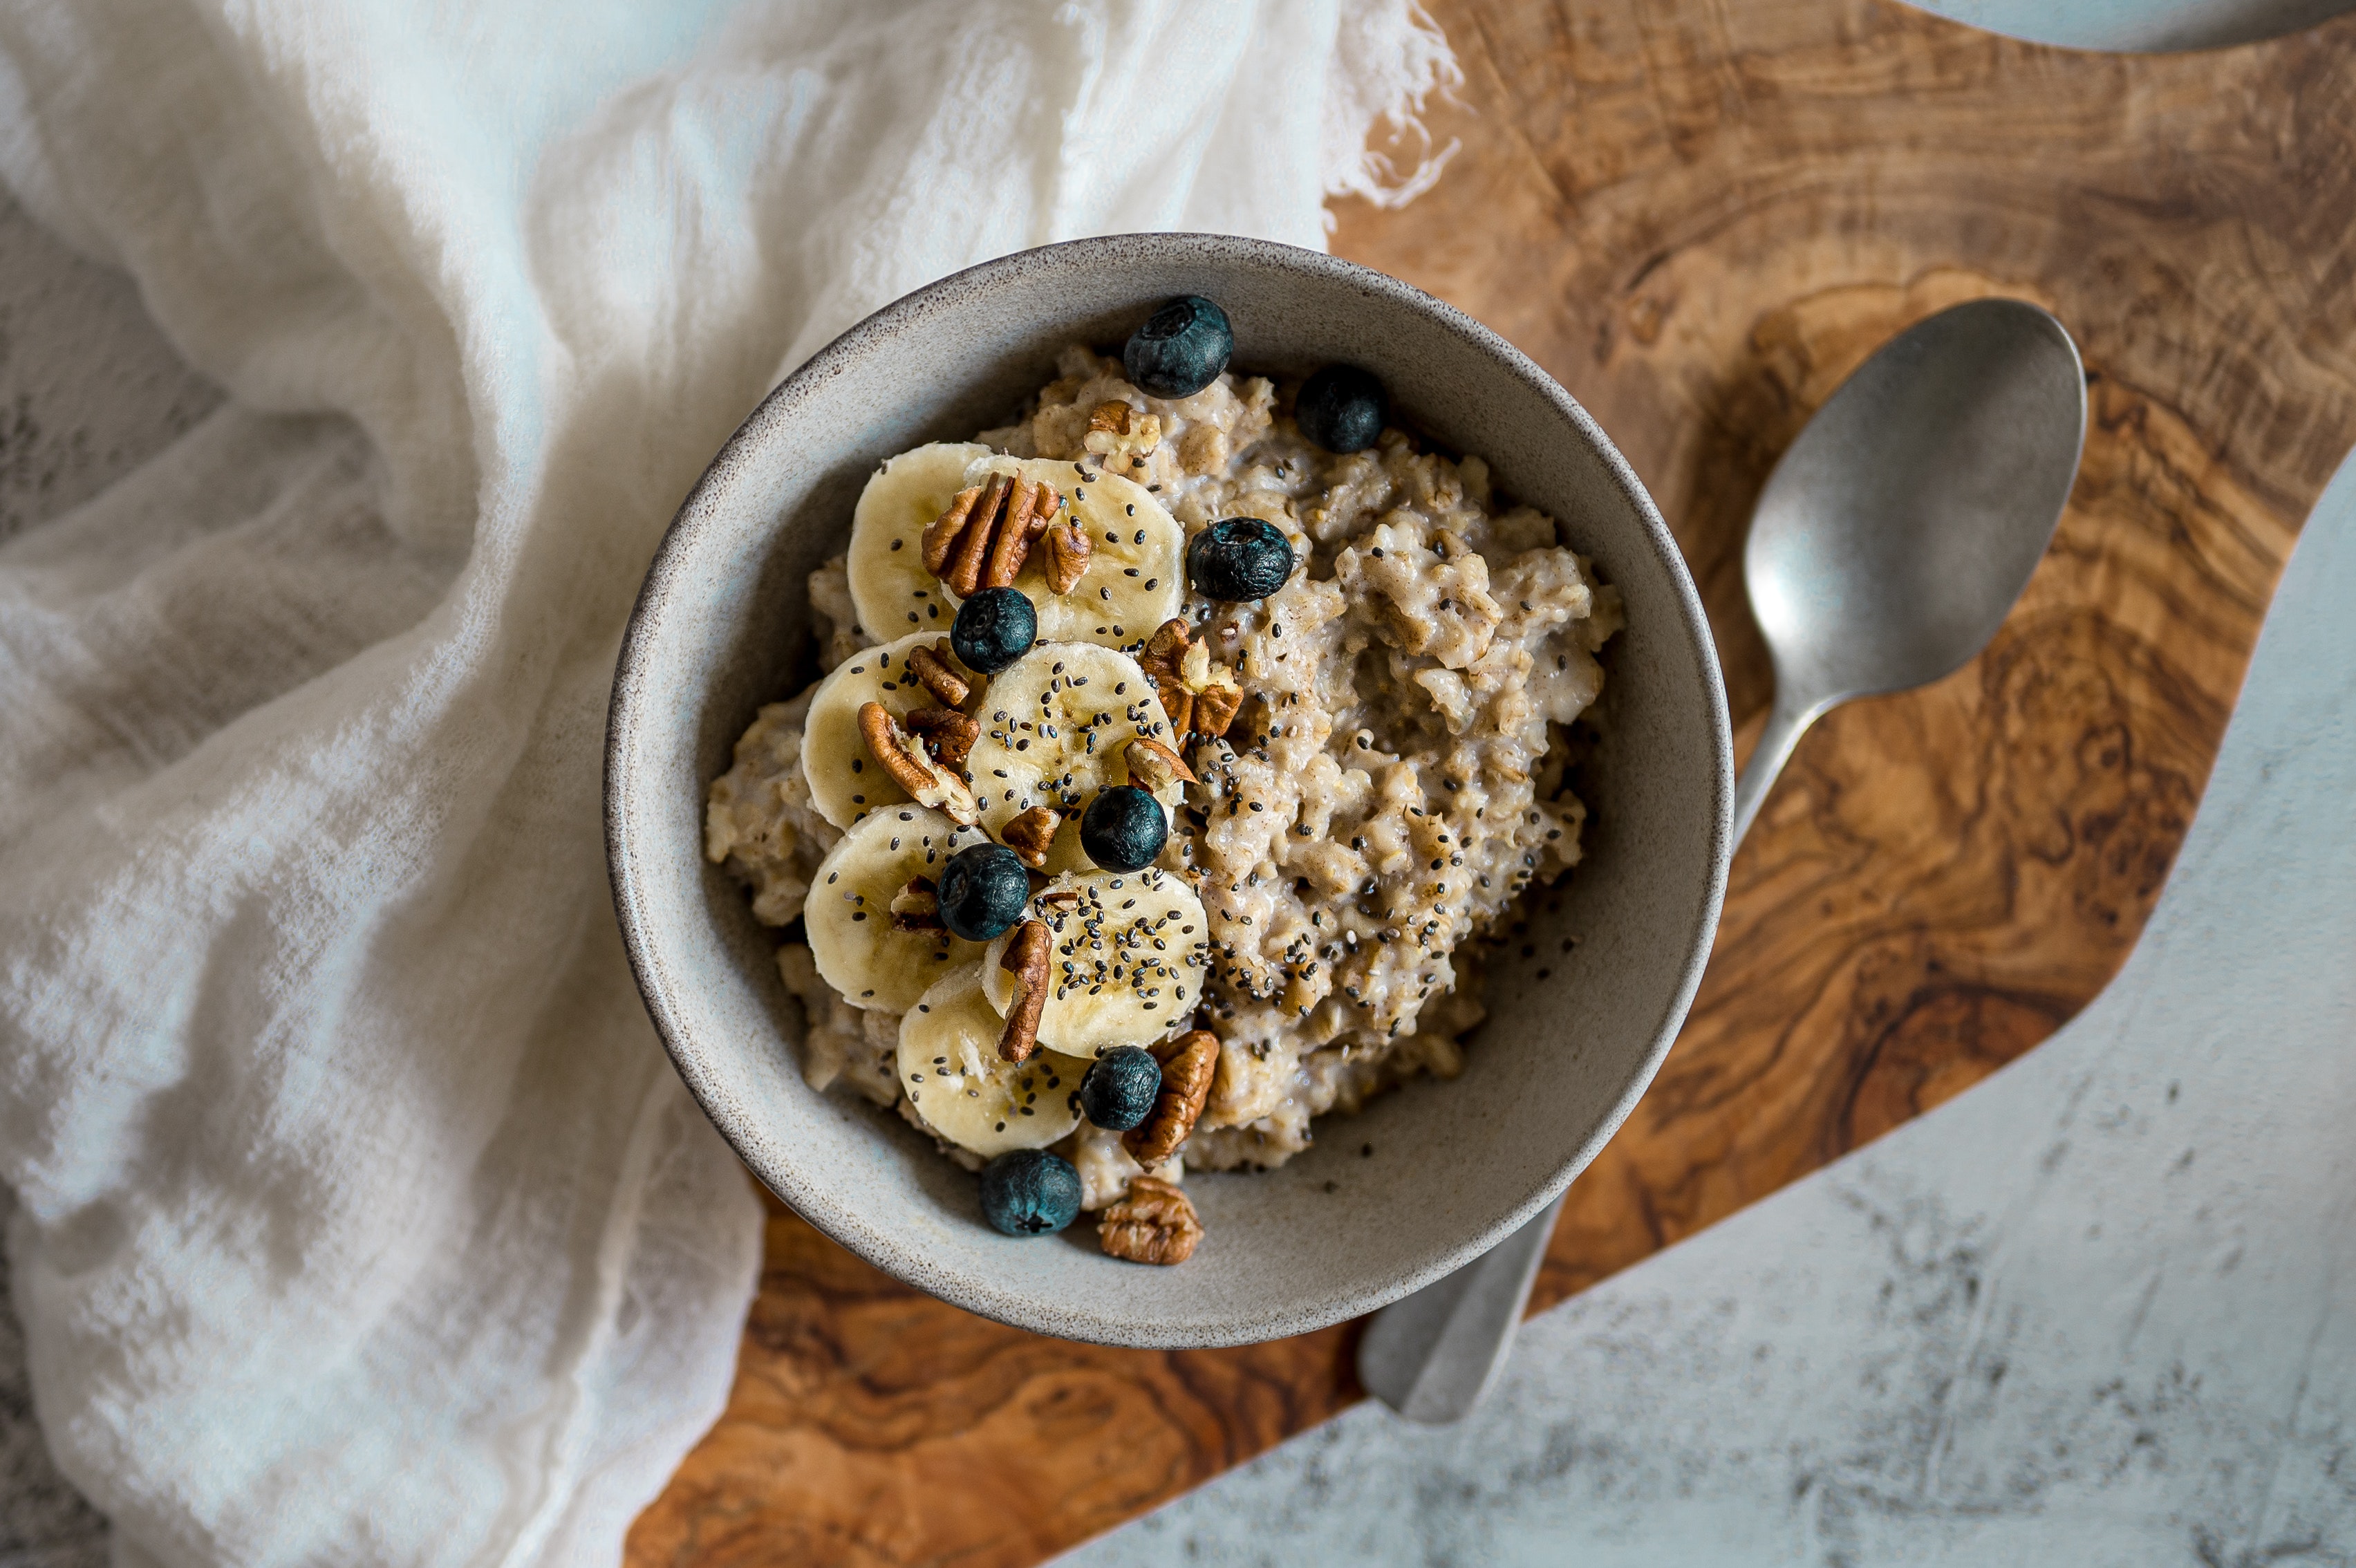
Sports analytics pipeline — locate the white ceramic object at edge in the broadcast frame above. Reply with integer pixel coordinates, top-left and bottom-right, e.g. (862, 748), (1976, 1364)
(604, 234), (1733, 1348)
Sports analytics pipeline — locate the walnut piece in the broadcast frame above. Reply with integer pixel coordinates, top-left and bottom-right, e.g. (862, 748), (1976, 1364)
(1135, 617), (1242, 743)
(997, 919), (1051, 1063)
(1122, 1029), (1217, 1165)
(1193, 684), (1243, 739)
(1098, 1176), (1203, 1266)
(1161, 687), (1195, 737)
(1000, 805), (1061, 868)
(1138, 617), (1189, 686)
(1084, 399), (1164, 471)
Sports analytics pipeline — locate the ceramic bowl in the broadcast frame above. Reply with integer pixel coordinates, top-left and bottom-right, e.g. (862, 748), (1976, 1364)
(606, 234), (1732, 1348)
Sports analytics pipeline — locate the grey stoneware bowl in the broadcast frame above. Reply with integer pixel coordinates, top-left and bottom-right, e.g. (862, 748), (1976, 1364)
(606, 234), (1732, 1349)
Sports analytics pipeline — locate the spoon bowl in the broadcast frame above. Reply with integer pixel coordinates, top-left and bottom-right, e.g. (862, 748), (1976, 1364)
(1734, 299), (2086, 838)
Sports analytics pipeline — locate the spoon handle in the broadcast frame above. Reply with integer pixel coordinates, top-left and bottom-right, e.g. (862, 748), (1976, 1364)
(1730, 695), (1827, 846)
(1356, 1191), (1565, 1423)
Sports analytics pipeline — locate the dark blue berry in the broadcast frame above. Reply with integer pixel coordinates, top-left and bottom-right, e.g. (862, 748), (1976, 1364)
(980, 1148), (1083, 1237)
(936, 842), (1029, 941)
(951, 586), (1035, 673)
(1123, 296), (1233, 399)
(1080, 1046), (1163, 1132)
(1296, 364), (1387, 454)
(1079, 785), (1168, 872)
(1187, 518), (1296, 603)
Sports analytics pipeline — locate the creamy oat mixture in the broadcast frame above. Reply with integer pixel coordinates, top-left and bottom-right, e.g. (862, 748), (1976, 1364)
(706, 344), (1618, 1233)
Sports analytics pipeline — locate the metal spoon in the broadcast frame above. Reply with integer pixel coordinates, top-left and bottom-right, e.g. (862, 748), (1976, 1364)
(1359, 297), (2087, 1424)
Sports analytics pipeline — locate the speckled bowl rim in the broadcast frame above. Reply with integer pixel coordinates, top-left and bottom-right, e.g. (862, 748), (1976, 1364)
(607, 233), (1733, 1347)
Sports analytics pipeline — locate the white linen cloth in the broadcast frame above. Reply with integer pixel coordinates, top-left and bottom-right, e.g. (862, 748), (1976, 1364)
(0, 3), (1457, 1563)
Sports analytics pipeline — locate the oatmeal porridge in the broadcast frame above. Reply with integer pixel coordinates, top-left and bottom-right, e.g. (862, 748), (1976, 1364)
(705, 296), (1620, 1261)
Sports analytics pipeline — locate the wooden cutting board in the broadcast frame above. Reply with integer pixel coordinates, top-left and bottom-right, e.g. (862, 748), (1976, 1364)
(626, 3), (2356, 1562)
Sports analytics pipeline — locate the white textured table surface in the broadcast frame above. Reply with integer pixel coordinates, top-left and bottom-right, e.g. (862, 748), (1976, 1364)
(7, 167), (2356, 1567)
(1062, 463), (2356, 1562)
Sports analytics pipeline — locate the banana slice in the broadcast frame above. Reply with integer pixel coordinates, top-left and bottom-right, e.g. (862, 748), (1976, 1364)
(798, 631), (967, 831)
(845, 444), (1184, 652)
(964, 642), (1183, 862)
(980, 868), (1210, 1058)
(844, 442), (991, 644)
(1011, 458), (1186, 644)
(899, 968), (1089, 1157)
(805, 805), (990, 1012)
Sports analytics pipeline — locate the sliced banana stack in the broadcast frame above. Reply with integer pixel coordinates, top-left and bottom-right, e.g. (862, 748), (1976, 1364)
(981, 869), (1210, 1059)
(845, 442), (1185, 651)
(804, 806), (990, 1013)
(962, 642), (1184, 866)
(899, 968), (1089, 1157)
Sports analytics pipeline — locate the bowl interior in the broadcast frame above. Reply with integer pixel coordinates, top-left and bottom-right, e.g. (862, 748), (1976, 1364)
(607, 234), (1731, 1347)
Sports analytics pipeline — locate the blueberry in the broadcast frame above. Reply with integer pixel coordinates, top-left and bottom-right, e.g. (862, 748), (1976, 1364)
(1079, 785), (1168, 872)
(1123, 295), (1233, 399)
(1295, 364), (1387, 454)
(1080, 1046), (1163, 1132)
(980, 1148), (1083, 1237)
(1186, 517), (1296, 603)
(951, 586), (1035, 673)
(936, 842), (1030, 941)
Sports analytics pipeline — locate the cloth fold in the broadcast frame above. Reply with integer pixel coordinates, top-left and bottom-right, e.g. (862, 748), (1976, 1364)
(0, 2), (1455, 1562)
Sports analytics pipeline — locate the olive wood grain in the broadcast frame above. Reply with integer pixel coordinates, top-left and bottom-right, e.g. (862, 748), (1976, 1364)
(626, 3), (2356, 1562)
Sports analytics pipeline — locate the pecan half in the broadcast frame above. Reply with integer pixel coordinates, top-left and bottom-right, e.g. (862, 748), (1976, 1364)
(1041, 519), (1092, 593)
(1123, 736), (1196, 791)
(1036, 888), (1081, 911)
(904, 706), (978, 770)
(1000, 805), (1061, 869)
(889, 876), (942, 931)
(922, 486), (984, 575)
(930, 475), (1063, 598)
(1122, 1029), (1218, 1166)
(943, 474), (1011, 598)
(857, 701), (939, 799)
(857, 701), (979, 825)
(981, 480), (1044, 590)
(1098, 1176), (1202, 1266)
(997, 919), (1051, 1063)
(908, 641), (971, 709)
